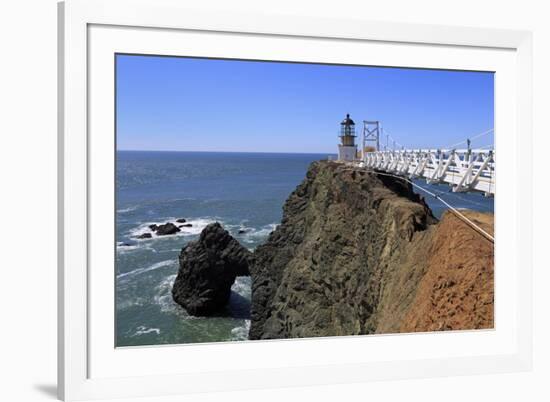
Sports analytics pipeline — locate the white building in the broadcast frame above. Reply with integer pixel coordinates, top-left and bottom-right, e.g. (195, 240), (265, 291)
(338, 113), (357, 162)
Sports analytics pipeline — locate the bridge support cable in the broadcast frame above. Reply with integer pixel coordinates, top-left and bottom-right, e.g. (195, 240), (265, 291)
(445, 128), (494, 150)
(364, 169), (495, 243)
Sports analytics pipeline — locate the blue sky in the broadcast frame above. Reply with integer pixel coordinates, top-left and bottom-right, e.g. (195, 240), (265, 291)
(116, 55), (494, 153)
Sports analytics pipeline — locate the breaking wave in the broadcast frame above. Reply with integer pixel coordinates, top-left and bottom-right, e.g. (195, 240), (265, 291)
(131, 326), (160, 337)
(153, 273), (181, 314)
(117, 205), (138, 214)
(128, 217), (219, 241)
(117, 259), (176, 280)
(237, 223), (279, 244)
(230, 320), (251, 341)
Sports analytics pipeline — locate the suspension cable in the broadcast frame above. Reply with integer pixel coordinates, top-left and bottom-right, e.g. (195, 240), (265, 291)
(379, 127), (493, 152)
(367, 170), (495, 243)
(382, 128), (406, 150)
(445, 128), (494, 149)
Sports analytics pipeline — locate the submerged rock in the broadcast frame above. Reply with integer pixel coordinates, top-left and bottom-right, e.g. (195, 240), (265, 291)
(136, 233), (152, 239)
(118, 242), (135, 247)
(172, 222), (252, 316)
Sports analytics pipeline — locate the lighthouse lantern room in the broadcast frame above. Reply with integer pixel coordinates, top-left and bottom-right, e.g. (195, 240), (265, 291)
(338, 113), (357, 162)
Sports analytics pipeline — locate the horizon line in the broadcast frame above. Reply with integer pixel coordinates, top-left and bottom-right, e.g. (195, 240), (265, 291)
(117, 149), (337, 155)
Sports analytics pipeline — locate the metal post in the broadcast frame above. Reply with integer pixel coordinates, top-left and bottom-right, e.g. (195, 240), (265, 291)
(466, 138), (472, 173)
(362, 120), (381, 152)
(361, 123), (366, 160)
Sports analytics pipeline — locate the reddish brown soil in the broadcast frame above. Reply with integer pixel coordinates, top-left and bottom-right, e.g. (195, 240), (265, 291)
(400, 210), (494, 332)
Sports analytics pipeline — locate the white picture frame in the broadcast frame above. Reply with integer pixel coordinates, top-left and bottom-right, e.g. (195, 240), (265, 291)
(58, 0), (533, 400)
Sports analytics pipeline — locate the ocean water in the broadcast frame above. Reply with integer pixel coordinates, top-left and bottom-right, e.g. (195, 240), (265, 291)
(115, 151), (494, 347)
(115, 151), (326, 346)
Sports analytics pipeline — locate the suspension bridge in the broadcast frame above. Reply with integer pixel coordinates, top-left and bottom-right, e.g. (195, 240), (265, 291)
(340, 119), (495, 197)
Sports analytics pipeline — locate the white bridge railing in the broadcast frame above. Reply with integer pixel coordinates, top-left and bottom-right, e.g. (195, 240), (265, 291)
(360, 149), (495, 195)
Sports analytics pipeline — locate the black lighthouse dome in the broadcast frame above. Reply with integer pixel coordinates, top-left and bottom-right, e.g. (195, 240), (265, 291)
(341, 113), (355, 127)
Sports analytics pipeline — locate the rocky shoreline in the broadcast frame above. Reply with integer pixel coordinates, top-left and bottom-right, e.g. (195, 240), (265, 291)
(171, 160), (494, 339)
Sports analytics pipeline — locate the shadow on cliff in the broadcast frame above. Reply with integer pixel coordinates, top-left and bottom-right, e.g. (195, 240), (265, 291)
(185, 290), (250, 319)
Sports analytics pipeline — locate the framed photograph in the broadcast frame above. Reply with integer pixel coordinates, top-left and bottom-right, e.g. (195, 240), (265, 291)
(58, 0), (533, 400)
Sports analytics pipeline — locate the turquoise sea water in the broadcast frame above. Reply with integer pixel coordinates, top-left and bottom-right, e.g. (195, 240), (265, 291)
(115, 151), (494, 347)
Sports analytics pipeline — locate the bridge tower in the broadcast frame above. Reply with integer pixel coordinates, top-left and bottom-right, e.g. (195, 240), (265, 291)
(338, 113), (357, 161)
(362, 121), (380, 158)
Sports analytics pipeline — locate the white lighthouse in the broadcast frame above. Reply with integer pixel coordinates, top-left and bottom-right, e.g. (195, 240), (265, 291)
(338, 113), (357, 162)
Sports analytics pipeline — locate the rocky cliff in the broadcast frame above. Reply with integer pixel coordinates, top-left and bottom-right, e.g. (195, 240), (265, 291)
(249, 160), (494, 339)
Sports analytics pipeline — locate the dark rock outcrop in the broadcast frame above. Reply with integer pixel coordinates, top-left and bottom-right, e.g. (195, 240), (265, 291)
(155, 222), (180, 236)
(249, 160), (440, 340)
(176, 218), (187, 223)
(137, 233), (152, 239)
(172, 222), (252, 316)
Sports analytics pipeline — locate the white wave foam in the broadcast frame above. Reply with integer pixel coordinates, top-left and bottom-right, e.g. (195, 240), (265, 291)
(128, 217), (219, 241)
(117, 259), (176, 280)
(230, 320), (250, 341)
(131, 325), (160, 337)
(240, 223), (279, 244)
(116, 242), (139, 252)
(154, 274), (179, 313)
(116, 298), (146, 311)
(231, 276), (251, 299)
(116, 240), (162, 256)
(117, 206), (138, 214)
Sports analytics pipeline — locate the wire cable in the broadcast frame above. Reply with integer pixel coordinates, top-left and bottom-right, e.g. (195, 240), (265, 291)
(365, 169), (494, 243)
(445, 128), (494, 149)
(380, 127), (493, 152)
